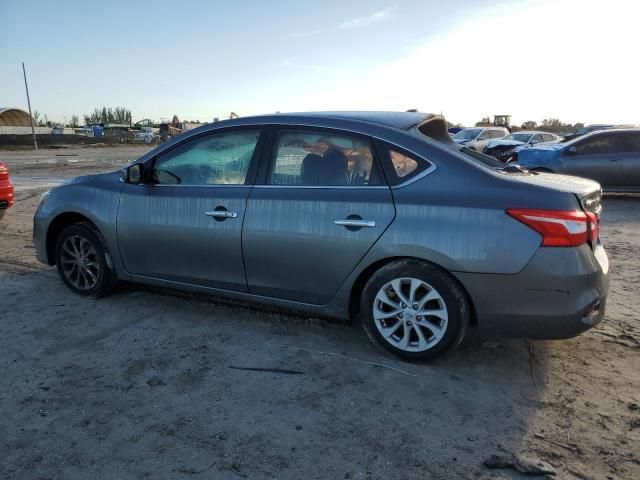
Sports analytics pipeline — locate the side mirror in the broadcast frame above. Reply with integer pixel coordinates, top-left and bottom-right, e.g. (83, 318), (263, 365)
(121, 163), (143, 184)
(567, 146), (577, 155)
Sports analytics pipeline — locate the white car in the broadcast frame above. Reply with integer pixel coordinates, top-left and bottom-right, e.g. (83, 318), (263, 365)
(451, 127), (509, 151)
(483, 131), (563, 162)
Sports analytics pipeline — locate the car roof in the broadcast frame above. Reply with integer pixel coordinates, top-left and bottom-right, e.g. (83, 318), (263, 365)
(565, 127), (640, 145)
(244, 111), (433, 131)
(511, 131), (554, 135)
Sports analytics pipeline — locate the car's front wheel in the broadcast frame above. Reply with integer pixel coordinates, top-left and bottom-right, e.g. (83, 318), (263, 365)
(55, 223), (115, 297)
(360, 260), (469, 361)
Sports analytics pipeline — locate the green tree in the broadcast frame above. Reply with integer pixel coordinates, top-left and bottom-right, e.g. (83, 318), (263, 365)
(521, 120), (537, 129)
(83, 106), (132, 125)
(69, 115), (79, 127)
(540, 118), (567, 132)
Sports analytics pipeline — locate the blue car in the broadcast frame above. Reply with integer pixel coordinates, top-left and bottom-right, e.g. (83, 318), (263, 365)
(517, 128), (640, 192)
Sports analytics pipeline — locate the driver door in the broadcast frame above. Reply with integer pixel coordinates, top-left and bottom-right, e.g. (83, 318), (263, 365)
(116, 127), (264, 291)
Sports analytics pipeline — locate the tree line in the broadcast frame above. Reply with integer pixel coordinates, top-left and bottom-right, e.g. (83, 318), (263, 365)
(30, 106), (132, 128)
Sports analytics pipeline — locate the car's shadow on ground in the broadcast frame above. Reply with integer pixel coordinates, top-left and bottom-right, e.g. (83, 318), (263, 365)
(1, 269), (551, 479)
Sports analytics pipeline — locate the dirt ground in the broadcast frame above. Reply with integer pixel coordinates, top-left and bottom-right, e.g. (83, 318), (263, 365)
(0, 146), (639, 479)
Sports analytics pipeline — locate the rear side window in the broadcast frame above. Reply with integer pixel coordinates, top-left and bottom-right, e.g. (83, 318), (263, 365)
(375, 140), (433, 185)
(269, 129), (382, 186)
(619, 132), (640, 152)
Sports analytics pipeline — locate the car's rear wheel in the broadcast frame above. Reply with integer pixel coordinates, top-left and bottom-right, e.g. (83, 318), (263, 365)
(55, 223), (115, 297)
(360, 260), (469, 361)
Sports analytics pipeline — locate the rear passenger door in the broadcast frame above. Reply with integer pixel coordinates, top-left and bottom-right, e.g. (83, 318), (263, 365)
(242, 127), (395, 305)
(617, 132), (640, 188)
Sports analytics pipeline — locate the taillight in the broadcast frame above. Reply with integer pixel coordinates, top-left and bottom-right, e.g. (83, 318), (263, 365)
(586, 212), (599, 243)
(0, 162), (8, 181)
(506, 209), (591, 247)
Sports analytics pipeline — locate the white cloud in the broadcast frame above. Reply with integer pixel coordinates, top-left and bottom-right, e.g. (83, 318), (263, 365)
(286, 5), (397, 38)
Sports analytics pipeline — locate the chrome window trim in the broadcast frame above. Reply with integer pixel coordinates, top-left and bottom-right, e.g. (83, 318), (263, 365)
(133, 121), (438, 189)
(252, 185), (389, 190)
(132, 183), (251, 188)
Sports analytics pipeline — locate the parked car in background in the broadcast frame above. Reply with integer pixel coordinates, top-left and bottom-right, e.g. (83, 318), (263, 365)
(451, 127), (508, 151)
(33, 112), (608, 361)
(517, 128), (640, 192)
(134, 127), (157, 144)
(483, 131), (562, 162)
(0, 161), (14, 220)
(563, 124), (636, 142)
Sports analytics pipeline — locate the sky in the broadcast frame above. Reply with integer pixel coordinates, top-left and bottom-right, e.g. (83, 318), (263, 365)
(1, 0), (639, 127)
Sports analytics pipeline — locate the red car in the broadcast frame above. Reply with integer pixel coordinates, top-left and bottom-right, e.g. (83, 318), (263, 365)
(0, 161), (14, 220)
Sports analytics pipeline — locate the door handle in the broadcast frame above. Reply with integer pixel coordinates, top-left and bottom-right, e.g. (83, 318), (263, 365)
(205, 210), (238, 219)
(334, 219), (376, 228)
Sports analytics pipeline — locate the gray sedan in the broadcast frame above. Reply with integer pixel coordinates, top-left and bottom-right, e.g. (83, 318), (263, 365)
(33, 112), (609, 360)
(517, 129), (640, 192)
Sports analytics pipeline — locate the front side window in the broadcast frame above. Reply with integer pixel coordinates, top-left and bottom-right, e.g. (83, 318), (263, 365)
(152, 129), (260, 185)
(269, 130), (381, 186)
(491, 130), (504, 138)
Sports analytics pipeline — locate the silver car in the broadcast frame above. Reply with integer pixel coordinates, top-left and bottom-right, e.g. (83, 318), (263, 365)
(33, 112), (609, 360)
(451, 126), (508, 151)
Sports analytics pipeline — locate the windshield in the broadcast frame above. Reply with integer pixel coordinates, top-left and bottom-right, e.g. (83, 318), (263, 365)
(504, 133), (533, 143)
(453, 129), (481, 140)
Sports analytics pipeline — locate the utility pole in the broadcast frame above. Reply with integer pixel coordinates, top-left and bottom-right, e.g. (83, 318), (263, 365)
(22, 62), (38, 150)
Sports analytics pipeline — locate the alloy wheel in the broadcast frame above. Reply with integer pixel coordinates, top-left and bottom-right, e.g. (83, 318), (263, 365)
(373, 277), (448, 352)
(59, 235), (100, 291)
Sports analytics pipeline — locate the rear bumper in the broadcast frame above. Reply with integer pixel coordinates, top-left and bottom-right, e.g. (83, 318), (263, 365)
(0, 181), (14, 209)
(454, 243), (609, 339)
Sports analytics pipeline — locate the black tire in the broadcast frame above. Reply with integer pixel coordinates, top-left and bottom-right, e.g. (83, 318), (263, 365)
(54, 222), (116, 297)
(360, 259), (469, 361)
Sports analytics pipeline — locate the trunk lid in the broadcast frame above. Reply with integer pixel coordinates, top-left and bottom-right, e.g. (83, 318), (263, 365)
(504, 170), (603, 216)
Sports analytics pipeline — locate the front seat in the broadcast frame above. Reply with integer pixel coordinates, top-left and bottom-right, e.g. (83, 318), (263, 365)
(299, 149), (348, 186)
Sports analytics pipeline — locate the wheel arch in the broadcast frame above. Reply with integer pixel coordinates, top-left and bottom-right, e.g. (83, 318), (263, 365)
(348, 256), (478, 326)
(45, 212), (103, 265)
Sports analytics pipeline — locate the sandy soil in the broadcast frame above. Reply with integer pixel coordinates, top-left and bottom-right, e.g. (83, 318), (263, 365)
(0, 147), (638, 479)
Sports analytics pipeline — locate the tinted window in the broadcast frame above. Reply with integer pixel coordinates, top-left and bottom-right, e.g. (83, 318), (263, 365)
(619, 132), (640, 152)
(574, 133), (625, 155)
(152, 130), (260, 185)
(269, 130), (381, 186)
